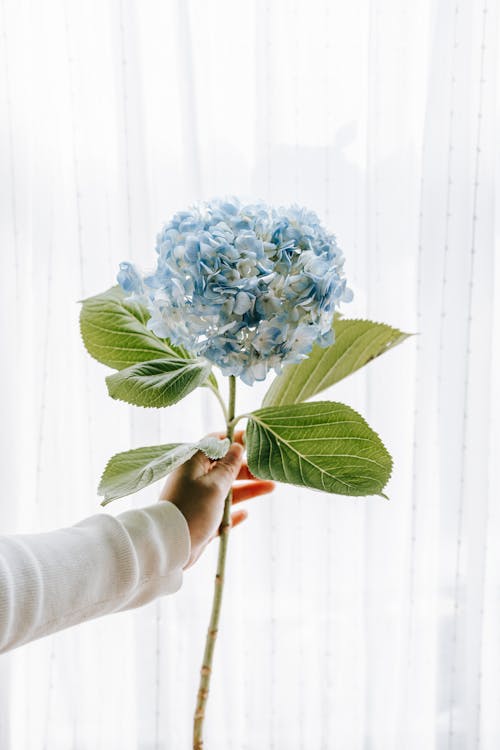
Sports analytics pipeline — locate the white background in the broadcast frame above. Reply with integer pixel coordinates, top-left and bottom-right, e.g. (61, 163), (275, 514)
(0, 0), (499, 748)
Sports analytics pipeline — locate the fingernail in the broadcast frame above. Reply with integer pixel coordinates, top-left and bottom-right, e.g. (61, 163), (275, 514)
(228, 443), (244, 459)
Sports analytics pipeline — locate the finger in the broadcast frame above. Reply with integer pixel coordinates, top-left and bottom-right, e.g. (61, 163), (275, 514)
(180, 450), (213, 479)
(207, 443), (244, 492)
(207, 508), (249, 543)
(232, 480), (275, 504)
(230, 509), (248, 529)
(236, 462), (257, 481)
(209, 429), (246, 447)
(206, 430), (229, 440)
(181, 433), (242, 480)
(206, 430), (245, 445)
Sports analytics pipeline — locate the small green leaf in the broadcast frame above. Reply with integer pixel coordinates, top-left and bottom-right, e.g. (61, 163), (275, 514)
(246, 401), (392, 497)
(99, 436), (230, 504)
(80, 286), (185, 370)
(263, 318), (411, 407)
(106, 358), (211, 408)
(207, 371), (220, 391)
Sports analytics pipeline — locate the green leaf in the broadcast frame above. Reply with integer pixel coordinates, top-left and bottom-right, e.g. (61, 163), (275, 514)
(263, 319), (411, 407)
(207, 371), (220, 391)
(79, 286), (186, 370)
(99, 436), (231, 505)
(246, 401), (392, 497)
(106, 358), (211, 408)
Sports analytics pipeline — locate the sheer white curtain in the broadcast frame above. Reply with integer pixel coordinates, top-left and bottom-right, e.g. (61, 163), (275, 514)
(0, 0), (499, 747)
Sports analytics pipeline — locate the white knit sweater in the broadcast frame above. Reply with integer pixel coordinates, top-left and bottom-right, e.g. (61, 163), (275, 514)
(0, 501), (191, 654)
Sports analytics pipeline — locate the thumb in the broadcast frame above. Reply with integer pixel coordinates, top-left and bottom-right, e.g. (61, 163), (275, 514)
(208, 443), (244, 492)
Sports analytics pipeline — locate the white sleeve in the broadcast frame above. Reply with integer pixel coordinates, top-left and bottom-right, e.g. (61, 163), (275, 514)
(0, 501), (191, 654)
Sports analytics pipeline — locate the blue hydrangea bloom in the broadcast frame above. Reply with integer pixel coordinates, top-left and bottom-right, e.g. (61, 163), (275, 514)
(118, 198), (353, 385)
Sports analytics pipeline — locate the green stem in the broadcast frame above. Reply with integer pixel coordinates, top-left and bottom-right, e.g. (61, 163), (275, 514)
(226, 413), (249, 432)
(193, 375), (236, 750)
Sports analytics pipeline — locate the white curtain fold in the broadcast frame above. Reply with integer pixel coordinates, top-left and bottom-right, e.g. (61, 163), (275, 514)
(0, 0), (499, 748)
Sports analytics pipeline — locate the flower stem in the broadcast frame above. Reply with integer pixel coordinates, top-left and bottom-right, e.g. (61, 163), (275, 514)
(193, 374), (236, 749)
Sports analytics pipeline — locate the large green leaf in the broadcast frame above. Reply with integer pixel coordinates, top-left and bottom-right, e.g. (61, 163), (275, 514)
(263, 319), (410, 407)
(80, 286), (185, 370)
(246, 401), (392, 497)
(106, 358), (211, 408)
(99, 436), (231, 505)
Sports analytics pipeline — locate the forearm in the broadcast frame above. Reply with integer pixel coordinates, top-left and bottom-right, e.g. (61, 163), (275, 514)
(0, 501), (190, 654)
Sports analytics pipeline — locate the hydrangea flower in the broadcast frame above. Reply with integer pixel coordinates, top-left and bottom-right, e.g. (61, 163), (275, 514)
(117, 198), (353, 385)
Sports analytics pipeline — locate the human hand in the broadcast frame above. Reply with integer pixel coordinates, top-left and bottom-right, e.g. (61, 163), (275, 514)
(159, 431), (275, 569)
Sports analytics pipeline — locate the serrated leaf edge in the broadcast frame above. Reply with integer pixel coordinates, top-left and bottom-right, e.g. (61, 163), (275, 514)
(248, 400), (394, 495)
